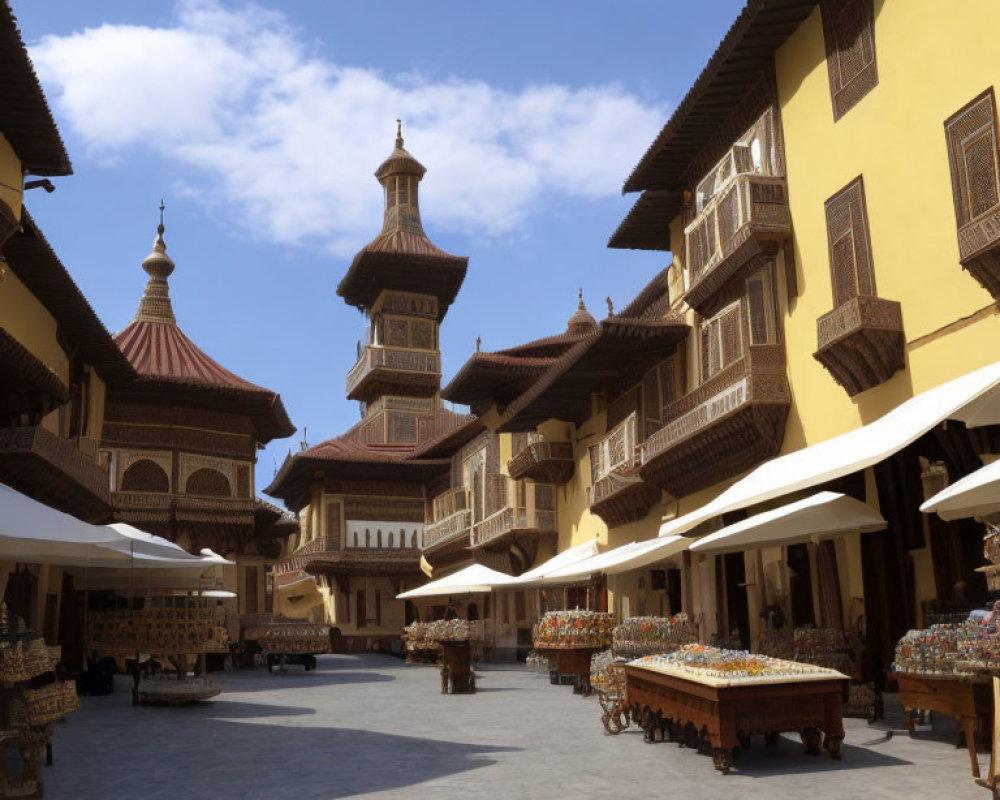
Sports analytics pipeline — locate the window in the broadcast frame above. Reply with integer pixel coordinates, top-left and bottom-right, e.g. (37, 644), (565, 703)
(694, 109), (777, 212)
(641, 356), (679, 439)
(825, 176), (876, 306)
(820, 0), (878, 121)
(591, 413), (637, 482)
(244, 566), (259, 614)
(700, 301), (743, 381)
(381, 315), (437, 350)
(945, 89), (1000, 230)
(746, 266), (776, 345)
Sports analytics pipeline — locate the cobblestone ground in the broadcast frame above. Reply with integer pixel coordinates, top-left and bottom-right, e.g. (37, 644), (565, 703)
(45, 654), (986, 799)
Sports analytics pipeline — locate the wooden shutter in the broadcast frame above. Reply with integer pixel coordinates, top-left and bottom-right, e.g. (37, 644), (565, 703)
(326, 500), (342, 549)
(825, 176), (876, 307)
(945, 89), (1000, 228)
(746, 269), (773, 345)
(820, 0), (878, 121)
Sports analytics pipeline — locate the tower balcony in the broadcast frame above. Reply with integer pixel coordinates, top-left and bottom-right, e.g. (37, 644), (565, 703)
(588, 412), (660, 528)
(684, 174), (791, 311)
(507, 438), (575, 485)
(814, 295), (905, 397)
(470, 474), (557, 550)
(639, 344), (790, 498)
(346, 345), (441, 401)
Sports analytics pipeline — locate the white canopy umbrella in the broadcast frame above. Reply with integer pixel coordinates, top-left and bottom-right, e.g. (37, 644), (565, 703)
(689, 492), (886, 555)
(514, 540), (599, 583)
(0, 482), (124, 565)
(520, 537), (689, 585)
(920, 459), (1000, 521)
(98, 523), (233, 567)
(658, 359), (1000, 539)
(396, 563), (520, 599)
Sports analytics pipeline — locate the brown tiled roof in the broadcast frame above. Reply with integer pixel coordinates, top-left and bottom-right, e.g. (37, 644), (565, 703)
(496, 332), (586, 359)
(498, 315), (690, 432)
(115, 320), (264, 391)
(622, 0), (816, 194)
(4, 211), (134, 383)
(442, 351), (556, 411)
(0, 1), (72, 176)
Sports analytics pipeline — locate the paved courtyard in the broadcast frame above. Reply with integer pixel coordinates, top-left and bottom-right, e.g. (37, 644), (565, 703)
(45, 654), (986, 799)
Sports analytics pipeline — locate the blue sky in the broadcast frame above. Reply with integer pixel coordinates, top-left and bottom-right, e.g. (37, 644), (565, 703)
(14, 0), (744, 497)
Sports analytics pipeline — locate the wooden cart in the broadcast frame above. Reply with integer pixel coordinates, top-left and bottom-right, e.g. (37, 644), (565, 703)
(624, 662), (846, 774)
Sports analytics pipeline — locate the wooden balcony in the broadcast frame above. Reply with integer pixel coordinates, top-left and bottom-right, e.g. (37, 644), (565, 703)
(684, 174), (791, 311)
(814, 295), (905, 397)
(640, 344), (790, 497)
(345, 345), (441, 401)
(956, 207), (1000, 298)
(423, 509), (471, 554)
(507, 440), (574, 485)
(276, 535), (422, 577)
(0, 425), (110, 522)
(470, 474), (556, 550)
(588, 413), (660, 528)
(111, 491), (255, 527)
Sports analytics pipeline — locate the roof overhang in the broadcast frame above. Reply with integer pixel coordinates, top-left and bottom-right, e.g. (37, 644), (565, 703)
(608, 190), (682, 251)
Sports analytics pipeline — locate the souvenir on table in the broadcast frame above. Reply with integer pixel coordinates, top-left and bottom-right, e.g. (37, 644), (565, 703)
(612, 613), (697, 659)
(533, 610), (614, 650)
(630, 643), (849, 687)
(894, 617), (1000, 680)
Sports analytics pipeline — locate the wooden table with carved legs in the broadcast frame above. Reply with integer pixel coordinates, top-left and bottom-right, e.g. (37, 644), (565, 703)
(624, 664), (846, 774)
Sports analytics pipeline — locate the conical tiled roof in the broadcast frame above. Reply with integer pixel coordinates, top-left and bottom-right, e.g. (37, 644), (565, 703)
(566, 290), (598, 335)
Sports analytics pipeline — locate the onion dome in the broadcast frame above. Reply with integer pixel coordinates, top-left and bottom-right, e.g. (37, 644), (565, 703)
(566, 289), (598, 335)
(134, 200), (176, 323)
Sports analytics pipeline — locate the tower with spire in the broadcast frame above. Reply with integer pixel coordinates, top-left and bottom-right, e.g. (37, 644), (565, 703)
(101, 204), (294, 571)
(337, 122), (469, 446)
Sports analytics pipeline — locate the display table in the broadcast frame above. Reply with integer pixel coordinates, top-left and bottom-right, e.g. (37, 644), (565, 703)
(896, 672), (992, 779)
(439, 641), (474, 694)
(624, 662), (846, 774)
(537, 646), (601, 694)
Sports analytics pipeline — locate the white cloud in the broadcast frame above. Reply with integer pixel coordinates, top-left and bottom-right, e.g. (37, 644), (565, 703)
(31, 0), (667, 256)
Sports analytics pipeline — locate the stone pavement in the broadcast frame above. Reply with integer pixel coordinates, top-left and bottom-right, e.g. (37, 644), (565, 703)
(44, 654), (986, 799)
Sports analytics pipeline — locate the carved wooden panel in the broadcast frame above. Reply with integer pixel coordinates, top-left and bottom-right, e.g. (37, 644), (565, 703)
(185, 467), (231, 497)
(825, 176), (876, 306)
(821, 0), (878, 121)
(236, 464), (251, 498)
(945, 88), (1000, 297)
(120, 458), (169, 493)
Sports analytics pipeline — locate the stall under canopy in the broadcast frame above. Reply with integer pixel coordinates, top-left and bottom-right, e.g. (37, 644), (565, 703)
(658, 360), (1000, 539)
(396, 563), (520, 599)
(689, 492), (887, 555)
(920, 459), (1000, 521)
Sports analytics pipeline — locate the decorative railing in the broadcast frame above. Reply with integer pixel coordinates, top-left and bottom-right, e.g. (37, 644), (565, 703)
(507, 440), (574, 484)
(273, 537), (341, 575)
(430, 487), (469, 522)
(684, 174), (791, 309)
(639, 344), (790, 497)
(956, 206), (1000, 298)
(345, 345), (441, 398)
(0, 425), (109, 502)
(423, 509), (471, 550)
(593, 412), (639, 482)
(469, 474), (557, 548)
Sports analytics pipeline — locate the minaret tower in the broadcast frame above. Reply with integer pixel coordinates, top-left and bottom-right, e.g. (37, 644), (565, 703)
(338, 123), (469, 447)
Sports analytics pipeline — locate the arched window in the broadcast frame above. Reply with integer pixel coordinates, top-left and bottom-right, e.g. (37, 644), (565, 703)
(185, 468), (230, 497)
(400, 529), (406, 548)
(121, 459), (169, 493)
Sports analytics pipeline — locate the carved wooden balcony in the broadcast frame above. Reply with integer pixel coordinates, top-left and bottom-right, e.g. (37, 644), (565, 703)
(279, 535), (422, 577)
(640, 344), (790, 497)
(814, 295), (904, 397)
(588, 412), (660, 528)
(345, 345), (441, 401)
(507, 440), (574, 485)
(956, 208), (1000, 297)
(0, 425), (110, 522)
(470, 474), (556, 550)
(684, 174), (791, 311)
(423, 508), (471, 555)
(112, 491), (255, 526)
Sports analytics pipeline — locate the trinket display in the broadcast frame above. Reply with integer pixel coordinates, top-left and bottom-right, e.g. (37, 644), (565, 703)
(89, 600), (230, 655)
(242, 618), (331, 655)
(533, 610), (614, 649)
(894, 619), (1000, 680)
(612, 613), (697, 659)
(630, 643), (849, 687)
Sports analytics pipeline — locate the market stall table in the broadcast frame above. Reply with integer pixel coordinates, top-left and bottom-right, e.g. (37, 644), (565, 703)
(624, 649), (847, 774)
(439, 640), (474, 694)
(537, 645), (602, 694)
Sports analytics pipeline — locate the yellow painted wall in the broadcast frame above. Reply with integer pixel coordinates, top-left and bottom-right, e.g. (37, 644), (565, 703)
(774, 0), (1000, 450)
(0, 135), (22, 222)
(0, 267), (68, 385)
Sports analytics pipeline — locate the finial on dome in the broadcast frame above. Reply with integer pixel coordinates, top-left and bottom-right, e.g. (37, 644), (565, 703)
(135, 200), (177, 323)
(578, 288), (584, 308)
(566, 290), (598, 335)
(396, 119), (404, 149)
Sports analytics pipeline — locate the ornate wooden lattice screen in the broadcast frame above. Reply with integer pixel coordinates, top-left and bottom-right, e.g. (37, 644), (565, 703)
(700, 301), (743, 382)
(326, 500), (342, 550)
(186, 468), (231, 497)
(746, 266), (776, 346)
(120, 459), (169, 493)
(945, 89), (1000, 245)
(825, 176), (876, 306)
(820, 0), (878, 121)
